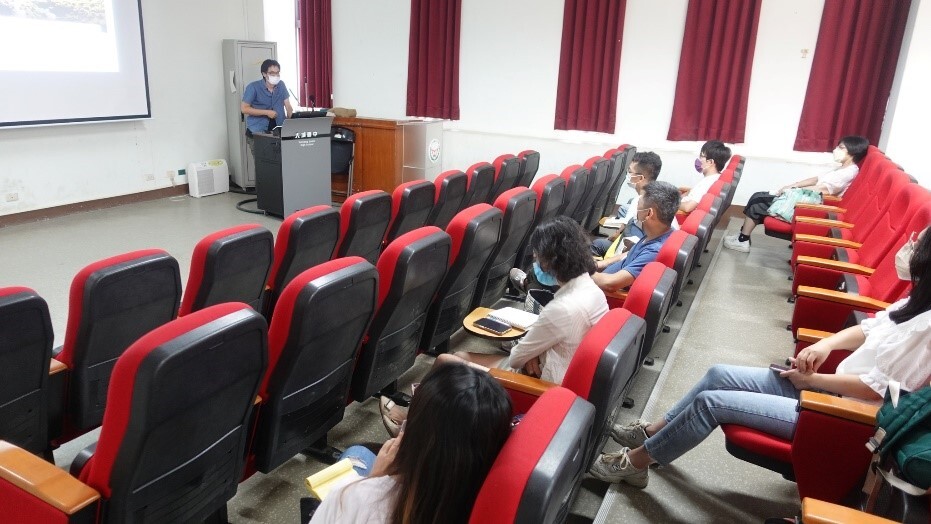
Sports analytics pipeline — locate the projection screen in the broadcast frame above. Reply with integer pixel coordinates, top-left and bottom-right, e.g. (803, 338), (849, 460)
(0, 0), (150, 127)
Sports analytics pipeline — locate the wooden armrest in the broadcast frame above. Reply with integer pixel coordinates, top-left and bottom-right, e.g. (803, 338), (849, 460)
(793, 234), (862, 250)
(799, 391), (878, 426)
(822, 195), (842, 203)
(796, 328), (834, 344)
(0, 441), (99, 515)
(795, 217), (855, 229)
(489, 368), (558, 397)
(49, 358), (67, 376)
(795, 256), (874, 276)
(796, 286), (890, 311)
(801, 497), (897, 524)
(605, 289), (628, 301)
(795, 203), (847, 214)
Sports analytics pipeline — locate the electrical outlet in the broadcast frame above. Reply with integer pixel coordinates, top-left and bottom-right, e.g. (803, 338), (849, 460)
(178, 168), (186, 177)
(5, 192), (19, 202)
(145, 173), (155, 181)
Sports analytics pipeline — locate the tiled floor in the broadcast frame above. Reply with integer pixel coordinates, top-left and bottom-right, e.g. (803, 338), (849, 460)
(0, 193), (803, 523)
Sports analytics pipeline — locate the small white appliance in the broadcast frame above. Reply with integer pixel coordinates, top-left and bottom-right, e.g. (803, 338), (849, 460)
(188, 159), (230, 198)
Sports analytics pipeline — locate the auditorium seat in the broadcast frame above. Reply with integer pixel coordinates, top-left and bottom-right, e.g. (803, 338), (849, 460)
(599, 147), (628, 221)
(264, 205), (339, 317)
(514, 174), (566, 271)
(351, 227), (450, 401)
(0, 303), (267, 524)
(333, 190), (393, 264)
(462, 162), (496, 209)
(52, 250), (182, 445)
(680, 209), (715, 272)
(0, 287), (53, 455)
(791, 190), (931, 296)
(252, 258), (377, 473)
(654, 230), (699, 308)
(384, 180), (436, 245)
(605, 262), (677, 366)
(420, 204), (503, 354)
(469, 387), (595, 524)
(489, 154), (522, 202)
(426, 170), (468, 230)
(474, 187), (537, 308)
(490, 308), (646, 468)
(179, 224), (273, 316)
(516, 149), (541, 188)
(582, 156), (611, 232)
(558, 164), (590, 223)
(722, 391), (877, 505)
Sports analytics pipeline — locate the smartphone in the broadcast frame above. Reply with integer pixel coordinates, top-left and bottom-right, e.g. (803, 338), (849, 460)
(473, 317), (511, 335)
(769, 363), (790, 373)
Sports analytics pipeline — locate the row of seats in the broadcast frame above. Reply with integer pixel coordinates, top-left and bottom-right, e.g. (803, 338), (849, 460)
(720, 145), (929, 520)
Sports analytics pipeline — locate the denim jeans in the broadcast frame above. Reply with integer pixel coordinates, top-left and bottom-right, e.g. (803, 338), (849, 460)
(339, 445), (377, 476)
(643, 364), (801, 465)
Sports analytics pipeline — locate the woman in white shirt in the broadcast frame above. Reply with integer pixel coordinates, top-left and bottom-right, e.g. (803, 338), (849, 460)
(724, 135), (869, 253)
(312, 364), (512, 524)
(590, 226), (931, 487)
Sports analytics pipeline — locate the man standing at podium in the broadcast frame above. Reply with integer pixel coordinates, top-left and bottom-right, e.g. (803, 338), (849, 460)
(241, 59), (293, 151)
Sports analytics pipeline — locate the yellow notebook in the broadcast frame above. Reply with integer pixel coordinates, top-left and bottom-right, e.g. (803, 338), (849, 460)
(304, 458), (360, 500)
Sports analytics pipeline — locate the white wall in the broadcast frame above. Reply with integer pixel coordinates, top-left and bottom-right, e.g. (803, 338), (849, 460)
(264, 0), (298, 105)
(0, 0), (263, 216)
(321, 0), (931, 206)
(883, 0), (931, 183)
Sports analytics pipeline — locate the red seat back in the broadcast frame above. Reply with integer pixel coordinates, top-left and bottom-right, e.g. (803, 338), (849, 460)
(265, 206), (340, 316)
(490, 154), (521, 202)
(0, 287), (53, 454)
(583, 156), (612, 231)
(79, 303), (266, 521)
(333, 190), (392, 264)
(180, 225), (273, 316)
(474, 187), (538, 308)
(463, 162), (496, 208)
(384, 180), (436, 245)
(516, 150), (541, 188)
(621, 262), (677, 364)
(426, 170), (468, 230)
(352, 227), (451, 400)
(558, 164), (590, 221)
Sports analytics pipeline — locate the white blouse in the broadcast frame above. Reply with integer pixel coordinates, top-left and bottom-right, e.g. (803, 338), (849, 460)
(681, 173), (720, 204)
(836, 298), (931, 398)
(310, 475), (397, 524)
(815, 163), (859, 196)
(507, 273), (609, 384)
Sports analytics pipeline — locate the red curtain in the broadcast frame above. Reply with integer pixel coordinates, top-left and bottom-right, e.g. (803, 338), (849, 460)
(297, 0), (332, 108)
(407, 0), (462, 120)
(553, 0), (627, 134)
(666, 0), (762, 143)
(794, 0), (911, 152)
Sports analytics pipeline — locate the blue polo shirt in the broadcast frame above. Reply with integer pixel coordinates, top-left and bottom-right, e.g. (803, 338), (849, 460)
(242, 79), (289, 133)
(603, 228), (673, 277)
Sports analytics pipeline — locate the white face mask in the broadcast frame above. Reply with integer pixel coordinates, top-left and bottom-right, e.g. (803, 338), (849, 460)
(895, 232), (917, 281)
(626, 174), (642, 189)
(832, 147), (846, 163)
(266, 74), (281, 86)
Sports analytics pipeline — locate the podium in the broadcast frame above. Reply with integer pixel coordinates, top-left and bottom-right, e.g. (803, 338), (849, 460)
(253, 116), (333, 217)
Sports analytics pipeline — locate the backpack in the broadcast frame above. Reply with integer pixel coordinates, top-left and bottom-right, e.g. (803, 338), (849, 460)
(871, 385), (931, 490)
(765, 188), (823, 222)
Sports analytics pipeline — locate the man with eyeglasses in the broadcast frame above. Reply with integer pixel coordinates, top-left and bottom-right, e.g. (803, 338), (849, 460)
(592, 151), (677, 257)
(678, 140), (731, 214)
(592, 181), (680, 293)
(241, 59), (293, 152)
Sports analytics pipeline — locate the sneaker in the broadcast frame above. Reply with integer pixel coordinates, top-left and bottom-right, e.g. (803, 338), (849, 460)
(379, 396), (408, 438)
(723, 235), (750, 253)
(724, 231), (740, 243)
(509, 268), (527, 293)
(589, 448), (649, 487)
(610, 420), (650, 448)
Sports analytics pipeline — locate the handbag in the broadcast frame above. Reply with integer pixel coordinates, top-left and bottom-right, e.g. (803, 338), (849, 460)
(765, 188), (823, 222)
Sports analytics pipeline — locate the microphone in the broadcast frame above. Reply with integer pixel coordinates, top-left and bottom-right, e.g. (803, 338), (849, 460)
(288, 87), (301, 108)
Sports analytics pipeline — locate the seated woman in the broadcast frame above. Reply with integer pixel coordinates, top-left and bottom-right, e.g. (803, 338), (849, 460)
(591, 227), (931, 487)
(724, 135), (869, 253)
(449, 215), (609, 384)
(311, 363), (512, 523)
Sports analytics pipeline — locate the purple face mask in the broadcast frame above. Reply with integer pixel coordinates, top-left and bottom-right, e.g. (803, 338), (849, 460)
(694, 158), (703, 173)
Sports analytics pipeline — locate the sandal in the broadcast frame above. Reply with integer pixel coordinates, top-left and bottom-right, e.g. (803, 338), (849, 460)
(379, 396), (408, 437)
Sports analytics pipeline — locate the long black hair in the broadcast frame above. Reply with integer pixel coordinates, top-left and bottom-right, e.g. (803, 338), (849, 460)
(530, 215), (597, 283)
(890, 226), (931, 324)
(386, 363), (512, 524)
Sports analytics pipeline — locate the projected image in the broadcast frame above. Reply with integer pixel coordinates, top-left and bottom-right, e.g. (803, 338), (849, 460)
(0, 0), (117, 72)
